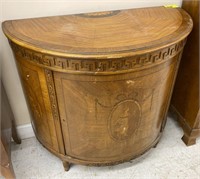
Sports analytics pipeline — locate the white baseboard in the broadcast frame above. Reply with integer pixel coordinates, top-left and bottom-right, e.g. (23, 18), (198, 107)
(16, 123), (35, 140)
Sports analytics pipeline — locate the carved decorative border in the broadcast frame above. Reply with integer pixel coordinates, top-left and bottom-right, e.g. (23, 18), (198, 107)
(10, 39), (186, 73)
(44, 69), (59, 121)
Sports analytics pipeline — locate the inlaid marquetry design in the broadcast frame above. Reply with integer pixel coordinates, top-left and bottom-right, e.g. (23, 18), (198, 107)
(19, 65), (52, 145)
(10, 40), (186, 73)
(109, 100), (141, 141)
(94, 88), (153, 142)
(44, 69), (60, 121)
(26, 87), (42, 120)
(21, 67), (43, 124)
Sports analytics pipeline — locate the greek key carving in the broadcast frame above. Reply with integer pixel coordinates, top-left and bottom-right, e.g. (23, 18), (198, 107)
(10, 39), (186, 73)
(85, 159), (131, 166)
(44, 69), (59, 121)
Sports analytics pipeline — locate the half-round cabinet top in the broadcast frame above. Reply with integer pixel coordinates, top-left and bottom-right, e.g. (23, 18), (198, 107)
(2, 6), (193, 171)
(3, 6), (192, 59)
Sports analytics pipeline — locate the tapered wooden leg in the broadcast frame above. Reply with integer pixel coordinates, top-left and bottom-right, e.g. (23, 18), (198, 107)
(182, 134), (196, 146)
(1, 164), (16, 179)
(153, 141), (159, 148)
(62, 161), (70, 171)
(11, 120), (21, 144)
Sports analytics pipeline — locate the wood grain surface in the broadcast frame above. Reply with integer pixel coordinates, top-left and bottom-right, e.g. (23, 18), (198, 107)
(2, 6), (193, 171)
(171, 0), (200, 146)
(3, 6), (192, 58)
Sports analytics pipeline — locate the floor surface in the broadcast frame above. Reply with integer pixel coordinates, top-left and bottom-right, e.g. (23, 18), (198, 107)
(11, 116), (200, 179)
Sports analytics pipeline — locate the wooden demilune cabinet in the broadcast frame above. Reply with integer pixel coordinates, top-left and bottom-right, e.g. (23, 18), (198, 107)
(2, 6), (192, 171)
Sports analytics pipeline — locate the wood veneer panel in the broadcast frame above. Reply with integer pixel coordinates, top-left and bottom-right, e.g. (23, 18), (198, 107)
(2, 6), (193, 170)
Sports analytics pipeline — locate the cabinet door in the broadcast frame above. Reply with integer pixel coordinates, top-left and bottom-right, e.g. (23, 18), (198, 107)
(16, 60), (60, 152)
(54, 59), (177, 162)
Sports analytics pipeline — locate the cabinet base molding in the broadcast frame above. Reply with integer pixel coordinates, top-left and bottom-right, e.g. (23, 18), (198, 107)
(37, 133), (161, 170)
(170, 105), (200, 146)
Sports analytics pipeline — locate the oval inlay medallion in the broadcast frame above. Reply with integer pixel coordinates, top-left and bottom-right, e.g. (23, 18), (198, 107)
(109, 100), (141, 141)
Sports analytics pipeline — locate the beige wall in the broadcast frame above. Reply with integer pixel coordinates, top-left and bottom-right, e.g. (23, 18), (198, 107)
(1, 0), (182, 126)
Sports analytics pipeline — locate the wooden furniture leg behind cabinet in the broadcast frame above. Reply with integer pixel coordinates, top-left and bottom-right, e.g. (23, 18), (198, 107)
(171, 0), (200, 146)
(1, 82), (21, 178)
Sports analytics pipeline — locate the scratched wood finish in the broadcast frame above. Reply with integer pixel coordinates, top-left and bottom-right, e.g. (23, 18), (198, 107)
(171, 0), (200, 146)
(2, 6), (192, 171)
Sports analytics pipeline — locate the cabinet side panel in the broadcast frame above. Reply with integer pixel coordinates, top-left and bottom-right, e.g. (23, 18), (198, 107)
(15, 57), (60, 152)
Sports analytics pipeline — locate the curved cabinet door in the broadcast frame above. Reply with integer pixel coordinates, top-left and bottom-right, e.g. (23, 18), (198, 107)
(16, 59), (61, 152)
(54, 55), (179, 163)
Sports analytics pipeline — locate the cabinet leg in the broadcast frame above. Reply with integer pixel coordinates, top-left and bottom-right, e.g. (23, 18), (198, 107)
(153, 141), (159, 148)
(182, 134), (196, 146)
(62, 161), (70, 171)
(1, 165), (16, 179)
(12, 120), (21, 144)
